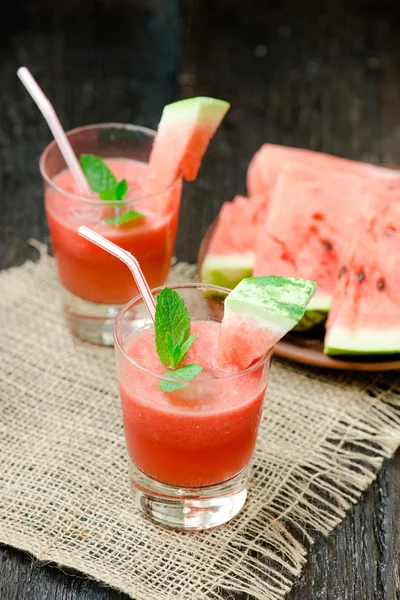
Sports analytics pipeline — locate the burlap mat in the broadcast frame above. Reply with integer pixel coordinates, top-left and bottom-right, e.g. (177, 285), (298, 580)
(1, 246), (400, 600)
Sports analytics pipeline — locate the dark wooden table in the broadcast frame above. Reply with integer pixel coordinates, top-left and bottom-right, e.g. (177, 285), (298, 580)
(1, 0), (400, 598)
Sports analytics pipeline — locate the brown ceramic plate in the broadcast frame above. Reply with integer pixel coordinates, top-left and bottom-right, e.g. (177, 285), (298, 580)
(198, 221), (400, 372)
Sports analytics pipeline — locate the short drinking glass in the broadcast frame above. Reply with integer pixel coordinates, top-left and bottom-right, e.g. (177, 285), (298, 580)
(40, 123), (182, 345)
(114, 283), (272, 530)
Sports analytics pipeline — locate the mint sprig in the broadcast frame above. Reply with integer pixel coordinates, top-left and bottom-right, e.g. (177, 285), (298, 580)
(159, 364), (203, 393)
(80, 154), (117, 193)
(80, 154), (145, 226)
(155, 288), (196, 367)
(155, 287), (202, 392)
(100, 179), (128, 201)
(104, 209), (145, 226)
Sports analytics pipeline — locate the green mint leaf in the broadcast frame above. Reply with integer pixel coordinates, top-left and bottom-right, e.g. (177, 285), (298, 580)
(99, 179), (128, 201)
(99, 189), (118, 200)
(175, 333), (197, 365)
(115, 179), (128, 200)
(171, 346), (183, 368)
(80, 154), (117, 193)
(155, 288), (191, 367)
(165, 332), (176, 361)
(158, 364), (203, 393)
(104, 209), (145, 226)
(165, 333), (182, 368)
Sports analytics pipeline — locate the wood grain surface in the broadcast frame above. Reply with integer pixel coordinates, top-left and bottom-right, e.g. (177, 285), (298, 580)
(1, 0), (400, 598)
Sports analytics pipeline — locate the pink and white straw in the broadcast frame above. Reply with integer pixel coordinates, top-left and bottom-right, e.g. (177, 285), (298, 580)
(78, 226), (156, 320)
(17, 66), (91, 195)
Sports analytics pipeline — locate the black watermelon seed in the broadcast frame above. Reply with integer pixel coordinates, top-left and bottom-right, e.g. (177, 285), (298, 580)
(356, 271), (365, 282)
(322, 240), (333, 250)
(377, 278), (385, 290)
(384, 227), (396, 236)
(339, 265), (347, 279)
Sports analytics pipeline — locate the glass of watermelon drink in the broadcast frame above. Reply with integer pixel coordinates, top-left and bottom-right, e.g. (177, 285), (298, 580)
(40, 123), (182, 345)
(114, 283), (272, 530)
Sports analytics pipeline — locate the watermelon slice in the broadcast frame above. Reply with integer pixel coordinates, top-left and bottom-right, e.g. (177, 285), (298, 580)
(247, 143), (400, 208)
(325, 185), (400, 355)
(147, 96), (230, 190)
(218, 276), (316, 371)
(253, 163), (367, 321)
(200, 194), (266, 289)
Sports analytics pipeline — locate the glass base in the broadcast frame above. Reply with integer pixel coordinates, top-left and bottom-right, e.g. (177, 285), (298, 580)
(61, 286), (124, 346)
(128, 458), (249, 531)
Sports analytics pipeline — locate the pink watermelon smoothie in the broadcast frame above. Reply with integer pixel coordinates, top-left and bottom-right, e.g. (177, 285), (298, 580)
(46, 158), (181, 304)
(118, 321), (268, 488)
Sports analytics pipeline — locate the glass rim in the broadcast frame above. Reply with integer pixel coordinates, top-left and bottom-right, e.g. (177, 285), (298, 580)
(39, 122), (182, 206)
(113, 282), (273, 384)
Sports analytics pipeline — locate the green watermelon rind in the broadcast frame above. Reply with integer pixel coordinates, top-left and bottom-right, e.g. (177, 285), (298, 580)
(324, 328), (400, 355)
(200, 253), (255, 290)
(293, 292), (330, 331)
(161, 97), (230, 126)
(201, 259), (329, 331)
(306, 292), (331, 312)
(224, 275), (317, 335)
(293, 310), (327, 332)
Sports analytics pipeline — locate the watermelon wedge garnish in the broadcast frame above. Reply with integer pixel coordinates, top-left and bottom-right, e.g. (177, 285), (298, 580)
(147, 96), (230, 191)
(218, 276), (317, 371)
(324, 184), (400, 355)
(201, 195), (265, 289)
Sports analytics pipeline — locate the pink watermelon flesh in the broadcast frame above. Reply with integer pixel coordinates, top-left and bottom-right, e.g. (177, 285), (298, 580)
(201, 194), (266, 288)
(216, 276), (316, 372)
(325, 184), (400, 354)
(147, 97), (230, 193)
(217, 317), (277, 371)
(253, 163), (367, 310)
(207, 195), (265, 254)
(247, 143), (400, 210)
